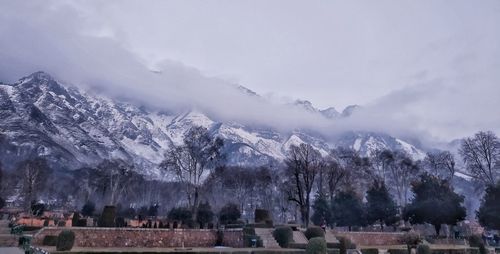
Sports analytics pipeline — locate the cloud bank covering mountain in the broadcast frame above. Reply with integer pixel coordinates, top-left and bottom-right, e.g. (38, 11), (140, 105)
(0, 71), (427, 177)
(1, 0), (500, 147)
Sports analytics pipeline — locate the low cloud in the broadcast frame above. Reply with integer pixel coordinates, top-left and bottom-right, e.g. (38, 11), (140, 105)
(1, 1), (499, 145)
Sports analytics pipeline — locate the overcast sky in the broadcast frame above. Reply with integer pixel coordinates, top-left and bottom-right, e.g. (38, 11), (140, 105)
(1, 0), (500, 142)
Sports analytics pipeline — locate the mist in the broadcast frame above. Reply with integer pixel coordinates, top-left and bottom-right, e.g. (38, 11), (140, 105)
(1, 0), (500, 144)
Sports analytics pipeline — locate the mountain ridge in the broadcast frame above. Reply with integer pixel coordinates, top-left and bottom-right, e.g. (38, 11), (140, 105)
(0, 71), (427, 177)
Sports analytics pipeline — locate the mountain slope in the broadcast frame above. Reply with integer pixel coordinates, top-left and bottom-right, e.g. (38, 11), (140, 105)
(0, 72), (427, 176)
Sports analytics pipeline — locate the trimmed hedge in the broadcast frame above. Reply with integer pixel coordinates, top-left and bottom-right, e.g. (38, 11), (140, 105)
(305, 226), (325, 240)
(289, 242), (308, 249)
(306, 237), (327, 254)
(417, 245), (431, 254)
(338, 237), (356, 254)
(54, 251), (307, 254)
(273, 226), (294, 248)
(42, 235), (58, 246)
(387, 249), (408, 254)
(56, 230), (75, 251)
(430, 248), (480, 254)
(226, 224), (245, 229)
(361, 248), (379, 254)
(327, 249), (340, 254)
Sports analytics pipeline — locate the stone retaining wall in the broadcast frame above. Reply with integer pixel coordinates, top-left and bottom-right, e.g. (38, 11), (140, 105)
(34, 227), (244, 248)
(334, 231), (404, 246)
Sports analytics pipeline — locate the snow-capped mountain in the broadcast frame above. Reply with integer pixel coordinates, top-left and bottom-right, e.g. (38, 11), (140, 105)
(0, 72), (427, 177)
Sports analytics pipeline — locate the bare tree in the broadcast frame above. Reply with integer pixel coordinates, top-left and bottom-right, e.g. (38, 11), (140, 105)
(284, 143), (323, 227)
(94, 159), (136, 205)
(160, 126), (224, 224)
(386, 152), (420, 207)
(330, 147), (372, 193)
(371, 149), (396, 182)
(459, 131), (500, 186)
(18, 158), (50, 211)
(322, 159), (348, 202)
(423, 151), (456, 180)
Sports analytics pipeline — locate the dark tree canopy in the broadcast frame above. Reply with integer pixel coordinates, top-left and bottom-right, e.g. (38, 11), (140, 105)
(365, 180), (399, 229)
(330, 190), (365, 230)
(311, 193), (331, 227)
(219, 202), (241, 225)
(477, 181), (500, 230)
(404, 174), (466, 235)
(81, 201), (95, 217)
(148, 203), (159, 217)
(197, 201), (214, 227)
(167, 207), (193, 227)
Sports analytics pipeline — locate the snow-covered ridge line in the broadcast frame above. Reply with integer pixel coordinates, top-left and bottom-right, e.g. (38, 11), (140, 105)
(0, 71), (427, 177)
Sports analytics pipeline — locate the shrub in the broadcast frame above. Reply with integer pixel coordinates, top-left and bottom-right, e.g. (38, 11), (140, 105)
(273, 226), (293, 248)
(306, 237), (327, 254)
(328, 249), (341, 254)
(338, 237), (356, 254)
(18, 236), (31, 247)
(468, 235), (487, 254)
(42, 235), (58, 246)
(416, 244), (431, 254)
(305, 226), (325, 240)
(402, 232), (422, 254)
(57, 220), (66, 227)
(255, 209), (271, 223)
(43, 219), (49, 227)
(56, 230), (75, 251)
(361, 248), (379, 254)
(98, 205), (116, 227)
(388, 249), (408, 254)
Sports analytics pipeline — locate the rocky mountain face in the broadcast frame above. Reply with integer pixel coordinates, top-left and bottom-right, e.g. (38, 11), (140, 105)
(0, 72), (427, 177)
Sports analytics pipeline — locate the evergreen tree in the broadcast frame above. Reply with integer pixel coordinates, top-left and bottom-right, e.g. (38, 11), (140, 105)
(167, 207), (193, 227)
(331, 190), (365, 230)
(404, 173), (466, 235)
(311, 193), (331, 227)
(366, 180), (399, 229)
(197, 201), (214, 228)
(219, 203), (241, 225)
(81, 201), (95, 217)
(477, 181), (500, 230)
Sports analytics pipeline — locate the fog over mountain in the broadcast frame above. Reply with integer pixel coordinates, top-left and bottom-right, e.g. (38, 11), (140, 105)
(1, 0), (500, 148)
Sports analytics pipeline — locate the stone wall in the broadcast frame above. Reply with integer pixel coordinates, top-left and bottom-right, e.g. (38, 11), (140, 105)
(334, 232), (404, 246)
(34, 227), (244, 248)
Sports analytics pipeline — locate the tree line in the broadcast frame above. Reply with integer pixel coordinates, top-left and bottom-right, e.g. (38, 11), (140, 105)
(0, 128), (498, 232)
